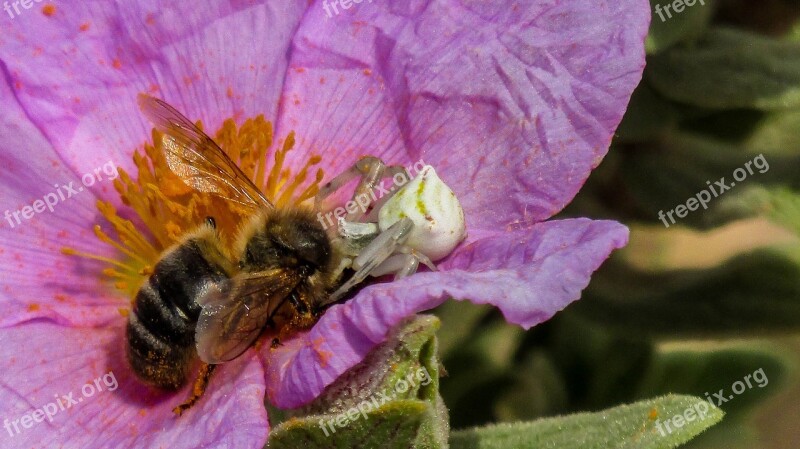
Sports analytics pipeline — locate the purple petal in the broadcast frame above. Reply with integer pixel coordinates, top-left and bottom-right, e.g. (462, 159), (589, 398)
(0, 0), (648, 420)
(0, 78), (122, 328)
(0, 321), (268, 449)
(0, 1), (307, 328)
(265, 218), (629, 408)
(275, 0), (649, 228)
(0, 1), (306, 182)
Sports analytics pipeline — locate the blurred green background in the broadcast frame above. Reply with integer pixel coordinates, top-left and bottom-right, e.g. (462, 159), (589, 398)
(434, 1), (800, 447)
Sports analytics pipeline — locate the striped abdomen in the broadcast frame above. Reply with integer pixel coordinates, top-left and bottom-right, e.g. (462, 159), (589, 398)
(126, 235), (229, 390)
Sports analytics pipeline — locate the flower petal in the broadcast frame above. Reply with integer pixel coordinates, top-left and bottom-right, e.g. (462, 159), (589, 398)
(0, 1), (307, 180)
(0, 321), (268, 449)
(265, 218), (629, 408)
(276, 0), (649, 228)
(0, 1), (308, 328)
(0, 76), (122, 328)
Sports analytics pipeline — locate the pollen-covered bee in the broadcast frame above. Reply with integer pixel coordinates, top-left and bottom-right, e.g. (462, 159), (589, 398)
(128, 95), (466, 416)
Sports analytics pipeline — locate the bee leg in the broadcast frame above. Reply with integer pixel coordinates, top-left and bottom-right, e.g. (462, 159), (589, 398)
(172, 363), (217, 416)
(283, 297), (320, 337)
(325, 218), (414, 304)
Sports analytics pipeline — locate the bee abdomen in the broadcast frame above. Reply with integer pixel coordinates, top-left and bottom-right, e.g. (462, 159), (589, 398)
(127, 312), (192, 390)
(126, 237), (229, 390)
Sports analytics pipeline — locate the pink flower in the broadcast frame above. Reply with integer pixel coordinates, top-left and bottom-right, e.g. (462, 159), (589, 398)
(0, 1), (649, 447)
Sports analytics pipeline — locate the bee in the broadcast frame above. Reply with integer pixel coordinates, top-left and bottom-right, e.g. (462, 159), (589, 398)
(128, 95), (343, 415)
(128, 95), (461, 416)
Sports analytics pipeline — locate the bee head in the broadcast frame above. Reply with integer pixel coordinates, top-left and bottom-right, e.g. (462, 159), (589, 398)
(240, 212), (331, 274)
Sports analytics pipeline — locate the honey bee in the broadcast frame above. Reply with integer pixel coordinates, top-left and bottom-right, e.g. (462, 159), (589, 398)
(128, 95), (463, 416)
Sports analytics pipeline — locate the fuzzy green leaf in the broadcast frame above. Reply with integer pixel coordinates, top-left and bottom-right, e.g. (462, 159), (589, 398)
(269, 400), (434, 449)
(619, 131), (800, 229)
(449, 395), (723, 449)
(575, 252), (800, 338)
(268, 315), (449, 449)
(718, 186), (800, 236)
(648, 28), (800, 110)
(646, 0), (716, 54)
(635, 342), (788, 416)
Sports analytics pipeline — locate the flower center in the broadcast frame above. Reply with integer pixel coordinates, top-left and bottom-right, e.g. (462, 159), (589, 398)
(62, 115), (324, 301)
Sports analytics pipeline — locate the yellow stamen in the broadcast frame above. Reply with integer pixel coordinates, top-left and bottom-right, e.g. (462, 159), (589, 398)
(102, 268), (129, 279)
(93, 225), (151, 266)
(277, 155), (322, 208)
(63, 115), (326, 299)
(296, 168), (326, 204)
(61, 247), (140, 273)
(266, 132), (294, 200)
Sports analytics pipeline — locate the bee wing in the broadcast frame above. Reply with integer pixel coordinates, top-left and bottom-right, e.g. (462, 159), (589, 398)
(195, 269), (302, 364)
(137, 94), (274, 211)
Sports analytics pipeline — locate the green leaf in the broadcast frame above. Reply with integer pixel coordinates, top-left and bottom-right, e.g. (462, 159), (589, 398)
(440, 320), (524, 427)
(492, 351), (570, 422)
(648, 27), (800, 110)
(718, 186), (800, 236)
(268, 315), (449, 449)
(646, 0), (716, 54)
(544, 313), (655, 409)
(268, 400), (432, 449)
(575, 252), (800, 338)
(743, 110), (800, 155)
(636, 342), (790, 416)
(449, 395), (723, 449)
(619, 131), (800, 228)
(619, 132), (750, 229)
(615, 83), (682, 143)
(434, 300), (493, 358)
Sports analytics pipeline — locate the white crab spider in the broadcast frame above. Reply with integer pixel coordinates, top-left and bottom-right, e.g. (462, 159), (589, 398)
(314, 157), (466, 303)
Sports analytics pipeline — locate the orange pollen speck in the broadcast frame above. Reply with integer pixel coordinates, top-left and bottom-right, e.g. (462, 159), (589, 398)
(62, 115), (325, 298)
(42, 4), (55, 16)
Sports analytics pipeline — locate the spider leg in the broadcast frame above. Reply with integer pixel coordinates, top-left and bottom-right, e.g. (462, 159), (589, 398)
(324, 217), (414, 305)
(315, 157), (408, 222)
(367, 245), (438, 279)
